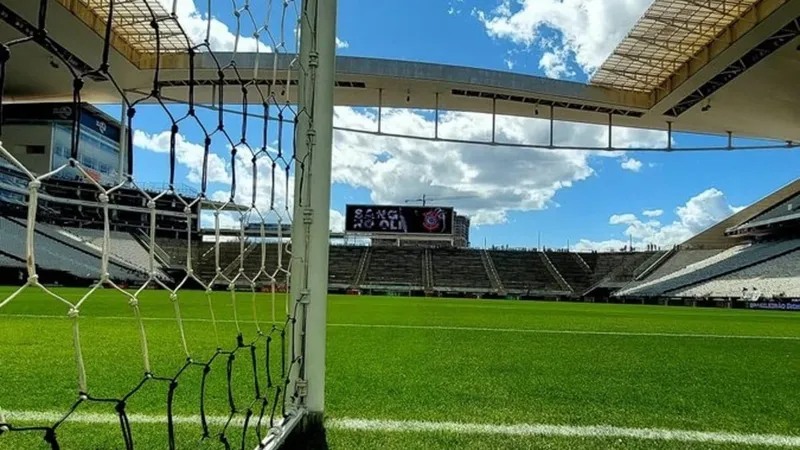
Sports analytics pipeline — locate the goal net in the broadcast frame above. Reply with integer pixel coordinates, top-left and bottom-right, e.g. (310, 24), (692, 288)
(0, 0), (334, 449)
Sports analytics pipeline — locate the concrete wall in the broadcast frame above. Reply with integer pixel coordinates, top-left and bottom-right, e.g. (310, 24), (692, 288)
(2, 123), (53, 175)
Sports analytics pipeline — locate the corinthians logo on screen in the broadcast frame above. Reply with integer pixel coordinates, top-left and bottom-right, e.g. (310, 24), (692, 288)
(421, 208), (448, 233)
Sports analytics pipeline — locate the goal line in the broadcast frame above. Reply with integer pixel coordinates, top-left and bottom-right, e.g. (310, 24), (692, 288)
(4, 411), (799, 447)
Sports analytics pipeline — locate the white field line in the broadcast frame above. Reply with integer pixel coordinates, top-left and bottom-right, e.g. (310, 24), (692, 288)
(329, 417), (800, 448)
(1, 313), (799, 341)
(3, 411), (800, 447)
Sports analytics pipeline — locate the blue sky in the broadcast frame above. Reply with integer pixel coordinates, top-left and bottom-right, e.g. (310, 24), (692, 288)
(105, 0), (800, 251)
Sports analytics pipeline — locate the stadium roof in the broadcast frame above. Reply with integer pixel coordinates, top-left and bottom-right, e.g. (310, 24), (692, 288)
(681, 177), (800, 249)
(52, 0), (187, 67)
(1, 0), (799, 143)
(591, 0), (761, 93)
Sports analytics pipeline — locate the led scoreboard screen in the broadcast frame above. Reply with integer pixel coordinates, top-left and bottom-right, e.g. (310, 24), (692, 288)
(345, 205), (454, 235)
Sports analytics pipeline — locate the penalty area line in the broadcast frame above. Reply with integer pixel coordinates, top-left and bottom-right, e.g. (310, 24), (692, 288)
(3, 411), (800, 447)
(1, 313), (799, 341)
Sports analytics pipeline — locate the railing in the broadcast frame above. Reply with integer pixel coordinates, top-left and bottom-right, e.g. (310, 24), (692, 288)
(540, 252), (572, 293)
(352, 247), (371, 287)
(133, 228), (172, 267)
(481, 249), (504, 292)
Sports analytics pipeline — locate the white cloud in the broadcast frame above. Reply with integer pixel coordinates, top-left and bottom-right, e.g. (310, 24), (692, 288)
(156, 0), (271, 52)
(504, 59), (515, 70)
(329, 209), (345, 232)
(621, 158), (643, 172)
(135, 104), (665, 232)
(675, 188), (740, 234)
(575, 188), (742, 251)
(336, 37), (350, 49)
(609, 213), (637, 225)
(476, 0), (652, 75)
(448, 0), (465, 15)
(133, 130), (229, 185)
(642, 209), (663, 218)
(539, 48), (575, 79)
(333, 107), (666, 226)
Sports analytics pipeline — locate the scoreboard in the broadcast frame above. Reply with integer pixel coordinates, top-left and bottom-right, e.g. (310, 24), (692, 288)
(345, 204), (454, 235)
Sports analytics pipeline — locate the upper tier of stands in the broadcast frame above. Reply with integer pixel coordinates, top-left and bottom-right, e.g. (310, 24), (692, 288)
(487, 250), (562, 293)
(430, 248), (492, 290)
(616, 240), (800, 297)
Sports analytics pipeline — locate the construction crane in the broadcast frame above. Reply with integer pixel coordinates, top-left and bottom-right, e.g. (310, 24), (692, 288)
(404, 194), (476, 206)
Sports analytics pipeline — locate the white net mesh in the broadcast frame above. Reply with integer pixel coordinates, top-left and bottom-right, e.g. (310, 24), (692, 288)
(0, 0), (320, 448)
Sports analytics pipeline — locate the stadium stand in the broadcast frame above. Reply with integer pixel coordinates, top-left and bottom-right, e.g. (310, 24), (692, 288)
(487, 250), (563, 293)
(588, 253), (636, 283)
(430, 248), (492, 291)
(481, 250), (504, 291)
(602, 252), (659, 283)
(363, 247), (424, 289)
(577, 252), (599, 271)
(672, 249), (800, 299)
(328, 246), (365, 287)
(0, 217), (145, 283)
(0, 253), (23, 269)
(66, 227), (163, 277)
(193, 241), (247, 283)
(546, 252), (592, 294)
(617, 240), (800, 297)
(422, 249), (434, 290)
(630, 251), (666, 279)
(645, 249), (724, 282)
(616, 249), (726, 295)
(237, 242), (290, 283)
(155, 238), (200, 268)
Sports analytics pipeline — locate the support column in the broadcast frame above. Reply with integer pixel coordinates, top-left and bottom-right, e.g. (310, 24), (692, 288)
(118, 101), (127, 183)
(290, 0), (336, 420)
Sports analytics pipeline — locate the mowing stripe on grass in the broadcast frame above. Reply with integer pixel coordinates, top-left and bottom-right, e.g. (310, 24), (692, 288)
(2, 314), (798, 341)
(4, 411), (800, 447)
(328, 323), (800, 341)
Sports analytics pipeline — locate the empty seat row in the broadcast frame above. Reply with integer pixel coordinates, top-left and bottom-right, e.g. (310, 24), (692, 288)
(431, 249), (491, 289)
(487, 250), (561, 292)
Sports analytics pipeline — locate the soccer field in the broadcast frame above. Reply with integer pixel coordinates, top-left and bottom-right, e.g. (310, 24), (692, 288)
(1, 287), (799, 449)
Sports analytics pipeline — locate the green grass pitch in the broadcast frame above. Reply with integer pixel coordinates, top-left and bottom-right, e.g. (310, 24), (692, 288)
(0, 287), (798, 449)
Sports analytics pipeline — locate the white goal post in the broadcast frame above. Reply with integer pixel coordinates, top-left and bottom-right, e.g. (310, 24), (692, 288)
(285, 0), (337, 435)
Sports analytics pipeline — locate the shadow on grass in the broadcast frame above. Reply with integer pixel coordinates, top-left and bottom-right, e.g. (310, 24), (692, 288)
(281, 413), (329, 450)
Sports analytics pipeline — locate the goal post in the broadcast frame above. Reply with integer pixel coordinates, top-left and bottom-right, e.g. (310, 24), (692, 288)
(289, 0), (337, 422)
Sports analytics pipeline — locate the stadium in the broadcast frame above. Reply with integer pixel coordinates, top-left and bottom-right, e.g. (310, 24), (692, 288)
(0, 0), (799, 449)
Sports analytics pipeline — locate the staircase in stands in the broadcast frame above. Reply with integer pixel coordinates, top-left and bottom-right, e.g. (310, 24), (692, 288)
(352, 247), (371, 288)
(540, 252), (572, 293)
(481, 249), (505, 293)
(422, 249), (434, 291)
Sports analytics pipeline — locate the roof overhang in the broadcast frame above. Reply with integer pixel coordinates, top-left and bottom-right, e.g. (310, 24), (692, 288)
(681, 177), (800, 249)
(1, 0), (800, 142)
